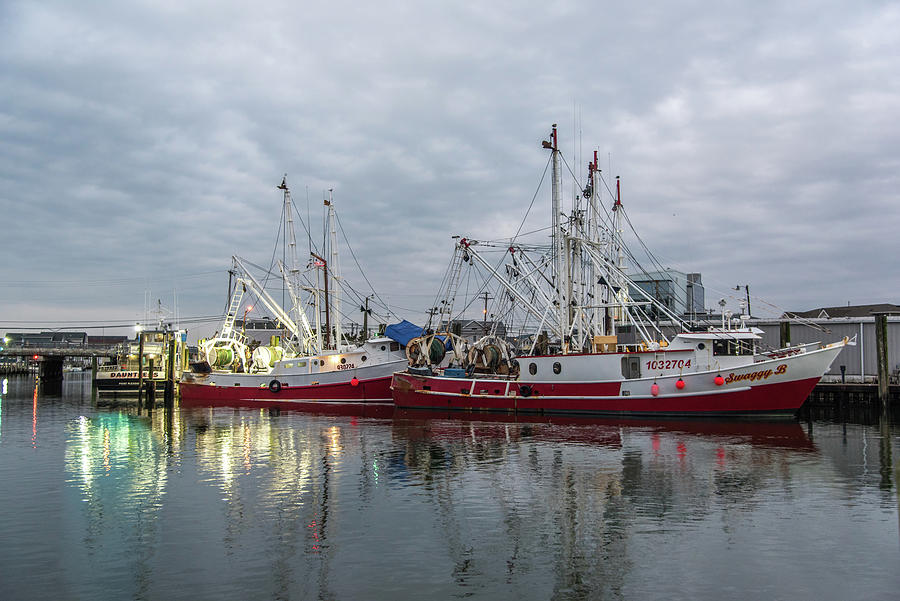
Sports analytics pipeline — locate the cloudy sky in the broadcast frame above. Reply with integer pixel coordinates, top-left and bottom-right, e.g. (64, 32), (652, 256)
(2, 0), (898, 340)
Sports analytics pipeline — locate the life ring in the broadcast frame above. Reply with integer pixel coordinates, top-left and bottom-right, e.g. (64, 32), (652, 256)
(268, 379), (282, 393)
(465, 363), (476, 378)
(520, 384), (532, 397)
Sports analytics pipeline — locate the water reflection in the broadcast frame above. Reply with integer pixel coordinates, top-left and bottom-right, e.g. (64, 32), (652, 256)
(35, 391), (898, 600)
(382, 412), (824, 598)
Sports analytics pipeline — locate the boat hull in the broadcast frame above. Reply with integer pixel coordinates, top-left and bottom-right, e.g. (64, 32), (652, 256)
(180, 374), (394, 408)
(392, 373), (819, 417)
(179, 352), (407, 408)
(391, 343), (845, 418)
(95, 370), (167, 392)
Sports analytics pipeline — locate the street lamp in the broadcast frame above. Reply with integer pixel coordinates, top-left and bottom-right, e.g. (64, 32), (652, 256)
(241, 305), (254, 334)
(734, 285), (751, 317)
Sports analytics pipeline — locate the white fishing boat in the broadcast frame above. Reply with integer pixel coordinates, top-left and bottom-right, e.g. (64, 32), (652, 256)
(180, 179), (408, 407)
(392, 125), (853, 417)
(95, 327), (185, 392)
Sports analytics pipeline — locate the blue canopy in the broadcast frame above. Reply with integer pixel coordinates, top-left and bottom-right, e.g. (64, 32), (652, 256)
(384, 320), (451, 349)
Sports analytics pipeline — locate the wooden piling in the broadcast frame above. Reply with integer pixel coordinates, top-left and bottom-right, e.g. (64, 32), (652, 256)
(146, 358), (155, 410)
(137, 332), (145, 406)
(875, 313), (890, 407)
(779, 321), (791, 348)
(164, 331), (175, 407)
(91, 356), (98, 388)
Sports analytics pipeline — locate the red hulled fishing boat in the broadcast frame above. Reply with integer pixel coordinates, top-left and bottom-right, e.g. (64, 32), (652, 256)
(391, 125), (851, 417)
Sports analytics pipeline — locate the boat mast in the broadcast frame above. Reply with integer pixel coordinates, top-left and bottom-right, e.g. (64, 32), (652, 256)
(279, 177), (301, 280)
(326, 190), (343, 350)
(312, 253), (331, 349)
(611, 176), (626, 325)
(588, 151), (603, 337)
(547, 124), (569, 351)
(278, 176), (311, 345)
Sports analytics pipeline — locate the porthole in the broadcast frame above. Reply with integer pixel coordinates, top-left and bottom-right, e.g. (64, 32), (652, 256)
(529, 363), (537, 375)
(381, 345), (386, 351)
(361, 355), (367, 362)
(340, 357), (346, 364)
(553, 362), (562, 374)
(697, 343), (706, 350)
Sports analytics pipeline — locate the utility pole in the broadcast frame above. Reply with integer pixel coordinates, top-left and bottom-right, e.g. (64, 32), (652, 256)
(426, 306), (440, 330)
(361, 295), (372, 341)
(482, 292), (493, 336)
(735, 285), (751, 317)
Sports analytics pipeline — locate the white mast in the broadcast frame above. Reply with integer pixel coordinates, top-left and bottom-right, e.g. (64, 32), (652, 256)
(588, 152), (604, 337)
(612, 175), (626, 325)
(327, 189), (343, 350)
(312, 273), (323, 352)
(279, 176), (312, 347)
(548, 124), (569, 350)
(279, 177), (301, 278)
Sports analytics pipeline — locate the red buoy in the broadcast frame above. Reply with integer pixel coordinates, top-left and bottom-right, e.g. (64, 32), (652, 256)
(676, 378), (685, 390)
(350, 377), (359, 387)
(714, 374), (724, 386)
(651, 383), (659, 396)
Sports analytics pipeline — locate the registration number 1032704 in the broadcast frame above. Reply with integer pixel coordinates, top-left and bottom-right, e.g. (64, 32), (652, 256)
(646, 359), (691, 370)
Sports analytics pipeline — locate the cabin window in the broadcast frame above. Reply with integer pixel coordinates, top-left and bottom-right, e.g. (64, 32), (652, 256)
(621, 356), (641, 379)
(529, 363), (537, 375)
(390, 342), (400, 352)
(552, 362), (562, 374)
(713, 340), (754, 356)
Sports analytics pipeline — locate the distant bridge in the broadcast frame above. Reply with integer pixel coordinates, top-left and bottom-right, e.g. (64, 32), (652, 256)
(0, 344), (123, 381)
(0, 344), (123, 359)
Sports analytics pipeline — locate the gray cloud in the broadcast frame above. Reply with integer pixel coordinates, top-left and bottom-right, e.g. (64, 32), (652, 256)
(2, 0), (898, 338)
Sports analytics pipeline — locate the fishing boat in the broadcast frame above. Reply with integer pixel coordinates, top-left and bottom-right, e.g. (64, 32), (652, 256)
(391, 125), (853, 417)
(95, 327), (186, 392)
(180, 179), (408, 407)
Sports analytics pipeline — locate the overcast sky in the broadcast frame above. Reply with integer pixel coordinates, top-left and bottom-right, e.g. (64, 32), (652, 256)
(2, 0), (898, 340)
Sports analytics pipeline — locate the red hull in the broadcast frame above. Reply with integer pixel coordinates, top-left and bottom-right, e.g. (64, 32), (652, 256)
(391, 372), (821, 417)
(180, 375), (393, 409)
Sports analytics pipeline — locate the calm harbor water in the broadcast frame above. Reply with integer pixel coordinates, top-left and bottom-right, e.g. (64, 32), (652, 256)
(1, 373), (898, 600)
